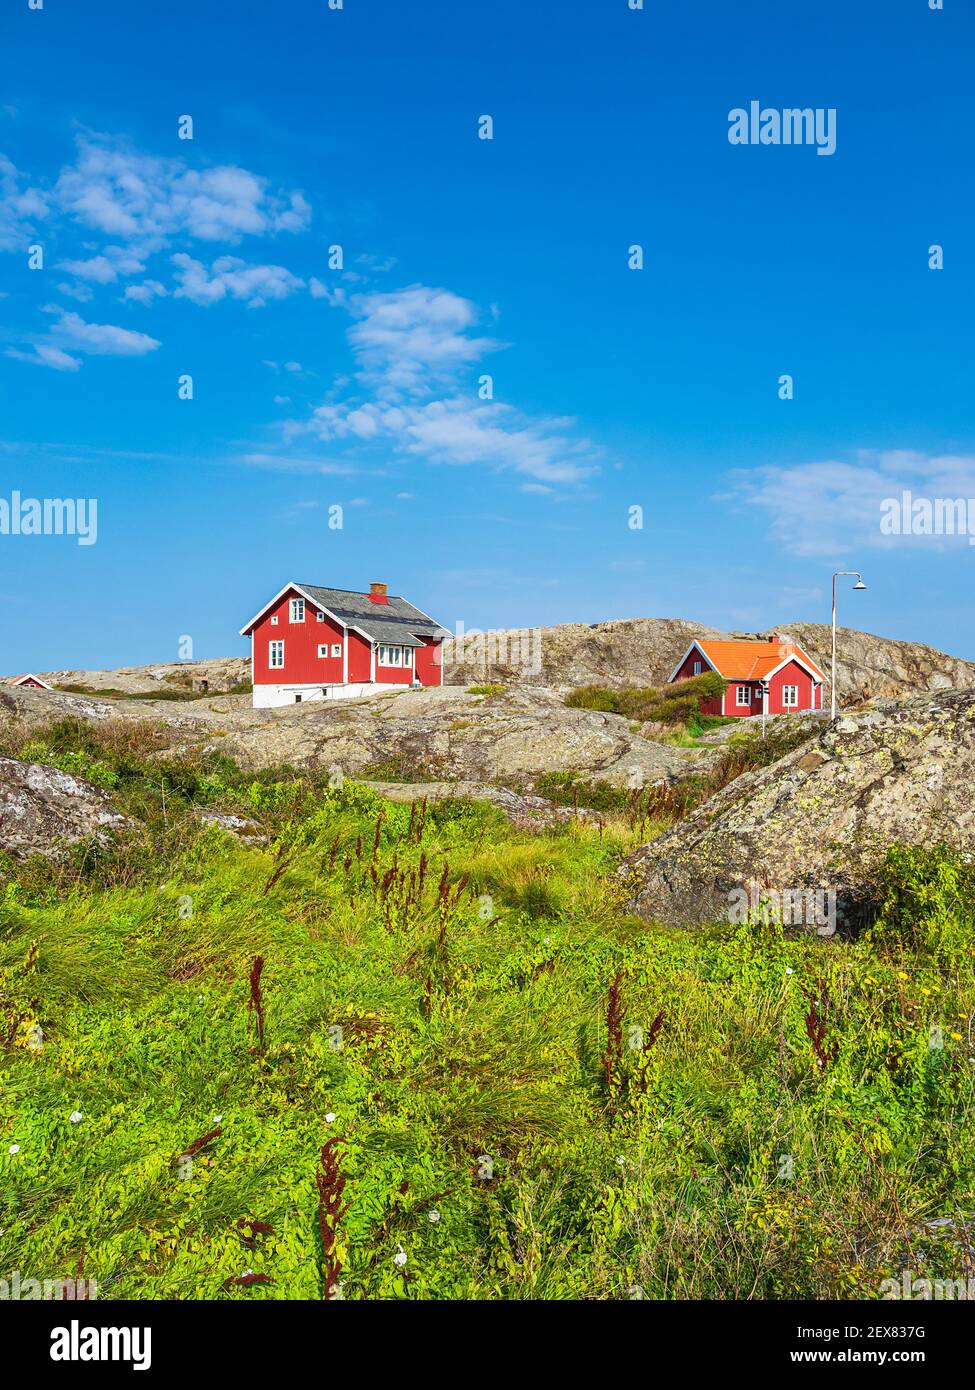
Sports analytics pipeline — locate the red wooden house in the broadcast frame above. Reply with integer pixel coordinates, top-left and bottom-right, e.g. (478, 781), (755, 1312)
(240, 580), (449, 708)
(668, 635), (825, 717)
(5, 674), (53, 690)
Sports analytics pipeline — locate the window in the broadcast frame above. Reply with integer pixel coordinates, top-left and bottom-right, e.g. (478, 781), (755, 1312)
(270, 615), (278, 626)
(378, 645), (403, 666)
(269, 640), (284, 669)
(693, 660), (702, 676)
(289, 598), (305, 623)
(317, 644), (329, 658)
(316, 611), (326, 623)
(782, 685), (799, 708)
(736, 685), (751, 707)
(295, 694), (302, 703)
(331, 643), (342, 658)
(403, 647), (413, 666)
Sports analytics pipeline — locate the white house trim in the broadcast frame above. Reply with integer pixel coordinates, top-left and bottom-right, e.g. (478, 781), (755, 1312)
(8, 673), (54, 690)
(760, 652), (825, 685)
(240, 582), (358, 638)
(667, 641), (717, 684)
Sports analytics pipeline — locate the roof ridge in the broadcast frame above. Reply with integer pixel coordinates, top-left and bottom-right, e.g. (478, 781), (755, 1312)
(299, 582), (404, 599)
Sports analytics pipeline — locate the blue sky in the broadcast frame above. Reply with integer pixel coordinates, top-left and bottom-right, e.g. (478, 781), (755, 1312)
(1, 0), (973, 671)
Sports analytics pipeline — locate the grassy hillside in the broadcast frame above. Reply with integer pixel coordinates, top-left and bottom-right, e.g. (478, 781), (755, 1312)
(1, 718), (973, 1299)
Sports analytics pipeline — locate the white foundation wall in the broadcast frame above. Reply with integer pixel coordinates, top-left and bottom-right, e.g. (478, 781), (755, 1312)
(252, 682), (416, 708)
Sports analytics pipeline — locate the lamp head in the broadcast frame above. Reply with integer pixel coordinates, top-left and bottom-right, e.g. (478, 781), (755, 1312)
(853, 579), (867, 590)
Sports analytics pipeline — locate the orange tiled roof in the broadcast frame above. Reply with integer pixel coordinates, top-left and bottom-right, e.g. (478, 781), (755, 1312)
(696, 639), (825, 682)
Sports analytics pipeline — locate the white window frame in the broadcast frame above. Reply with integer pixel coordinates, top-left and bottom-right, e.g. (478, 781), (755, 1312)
(782, 684), (799, 708)
(693, 660), (702, 675)
(316, 611), (326, 623)
(736, 685), (752, 707)
(289, 598), (305, 623)
(269, 639), (285, 669)
(270, 615), (278, 626)
(331, 643), (342, 658)
(317, 644), (329, 659)
(378, 645), (403, 667)
(403, 647), (413, 667)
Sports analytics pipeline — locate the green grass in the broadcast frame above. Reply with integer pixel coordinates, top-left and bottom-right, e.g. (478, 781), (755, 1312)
(1, 718), (973, 1300)
(565, 672), (726, 725)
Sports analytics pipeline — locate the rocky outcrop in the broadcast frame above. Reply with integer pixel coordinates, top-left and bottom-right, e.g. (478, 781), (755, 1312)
(443, 618), (975, 703)
(214, 686), (704, 786)
(17, 656), (250, 697)
(0, 682), (710, 787)
(0, 756), (131, 859)
(619, 690), (975, 931)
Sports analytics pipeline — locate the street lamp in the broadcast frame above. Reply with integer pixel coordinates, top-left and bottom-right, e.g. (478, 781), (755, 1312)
(830, 571), (867, 720)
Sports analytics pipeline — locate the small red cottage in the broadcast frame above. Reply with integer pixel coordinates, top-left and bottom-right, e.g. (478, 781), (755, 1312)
(668, 635), (825, 717)
(5, 674), (53, 690)
(240, 581), (450, 708)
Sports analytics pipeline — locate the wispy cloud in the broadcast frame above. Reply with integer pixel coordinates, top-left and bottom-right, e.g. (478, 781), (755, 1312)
(172, 252), (304, 307)
(240, 451), (357, 475)
(0, 153), (47, 250)
(725, 449), (975, 555)
(53, 134), (310, 248)
(6, 308), (161, 371)
(0, 133), (311, 304)
(290, 283), (602, 485)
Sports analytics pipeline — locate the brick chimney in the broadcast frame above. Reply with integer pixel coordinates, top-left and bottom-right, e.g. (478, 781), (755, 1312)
(368, 581), (389, 605)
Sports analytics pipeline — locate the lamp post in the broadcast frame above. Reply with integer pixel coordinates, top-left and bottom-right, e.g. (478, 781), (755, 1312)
(830, 571), (867, 720)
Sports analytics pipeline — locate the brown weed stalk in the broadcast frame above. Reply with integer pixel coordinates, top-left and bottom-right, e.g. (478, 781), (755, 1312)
(248, 956), (266, 1055)
(316, 1137), (350, 1300)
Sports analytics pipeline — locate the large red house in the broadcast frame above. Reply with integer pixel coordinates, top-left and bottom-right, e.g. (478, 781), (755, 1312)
(668, 635), (825, 717)
(240, 581), (449, 708)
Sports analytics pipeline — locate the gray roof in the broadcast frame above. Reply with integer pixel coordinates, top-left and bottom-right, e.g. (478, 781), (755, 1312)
(297, 585), (450, 648)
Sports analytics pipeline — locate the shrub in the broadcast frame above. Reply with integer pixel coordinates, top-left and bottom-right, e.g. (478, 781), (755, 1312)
(867, 844), (975, 961)
(565, 672), (727, 726)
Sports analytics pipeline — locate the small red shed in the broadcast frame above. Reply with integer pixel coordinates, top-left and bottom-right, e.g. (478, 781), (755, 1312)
(5, 674), (53, 691)
(668, 635), (825, 717)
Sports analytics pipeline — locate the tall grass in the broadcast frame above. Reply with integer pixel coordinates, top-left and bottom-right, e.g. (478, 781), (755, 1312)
(0, 721), (973, 1299)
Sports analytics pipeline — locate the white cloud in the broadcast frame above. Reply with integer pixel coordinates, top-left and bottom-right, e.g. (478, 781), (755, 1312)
(54, 310), (160, 356)
(240, 452), (356, 475)
(59, 245), (145, 283)
(0, 154), (48, 250)
(6, 308), (161, 370)
(6, 343), (81, 372)
(123, 279), (167, 304)
(725, 449), (975, 555)
(283, 283), (601, 485)
(345, 284), (502, 400)
(57, 281), (95, 302)
(171, 252), (304, 307)
(54, 136), (310, 247)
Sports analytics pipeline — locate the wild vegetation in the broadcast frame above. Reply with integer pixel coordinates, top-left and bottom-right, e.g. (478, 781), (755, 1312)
(565, 671), (727, 729)
(1, 716), (973, 1299)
